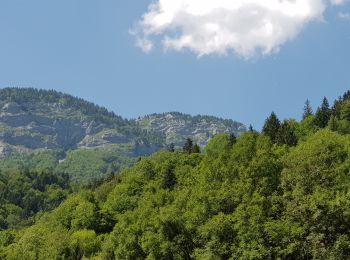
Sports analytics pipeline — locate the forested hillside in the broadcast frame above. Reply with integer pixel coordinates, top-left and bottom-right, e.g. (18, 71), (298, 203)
(0, 88), (244, 185)
(0, 87), (163, 155)
(0, 169), (70, 231)
(2, 91), (350, 259)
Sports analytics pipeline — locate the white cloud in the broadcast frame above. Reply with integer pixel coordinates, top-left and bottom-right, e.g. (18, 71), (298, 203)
(338, 12), (350, 20)
(330, 0), (346, 6)
(133, 0), (329, 58)
(136, 37), (154, 53)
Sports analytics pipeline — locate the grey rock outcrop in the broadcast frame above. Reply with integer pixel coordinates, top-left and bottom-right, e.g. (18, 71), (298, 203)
(136, 112), (246, 148)
(0, 88), (246, 158)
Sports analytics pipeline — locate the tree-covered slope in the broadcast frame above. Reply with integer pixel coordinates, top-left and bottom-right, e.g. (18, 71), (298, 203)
(0, 88), (246, 185)
(0, 87), (166, 185)
(4, 89), (350, 259)
(3, 129), (350, 259)
(0, 88), (245, 157)
(0, 88), (164, 157)
(0, 168), (71, 231)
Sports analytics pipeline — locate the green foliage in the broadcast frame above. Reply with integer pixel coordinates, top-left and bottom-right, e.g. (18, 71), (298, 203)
(279, 130), (350, 259)
(183, 138), (194, 154)
(56, 148), (135, 185)
(263, 115), (298, 146)
(314, 97), (331, 128)
(0, 87), (124, 125)
(0, 150), (61, 173)
(327, 100), (350, 134)
(296, 115), (319, 140)
(69, 229), (100, 259)
(0, 87), (165, 178)
(340, 100), (350, 121)
(228, 133), (237, 146)
(262, 112), (281, 143)
(4, 91), (350, 258)
(182, 138), (201, 154)
(276, 120), (298, 146)
(0, 169), (70, 230)
(167, 143), (175, 152)
(0, 148), (136, 187)
(303, 99), (313, 119)
(3, 128), (350, 258)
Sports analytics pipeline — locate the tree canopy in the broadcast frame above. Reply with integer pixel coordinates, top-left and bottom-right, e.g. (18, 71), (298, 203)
(2, 91), (350, 259)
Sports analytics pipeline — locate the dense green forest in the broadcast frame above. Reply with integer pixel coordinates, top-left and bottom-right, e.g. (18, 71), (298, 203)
(0, 149), (135, 186)
(0, 88), (124, 125)
(0, 169), (70, 230)
(2, 91), (350, 259)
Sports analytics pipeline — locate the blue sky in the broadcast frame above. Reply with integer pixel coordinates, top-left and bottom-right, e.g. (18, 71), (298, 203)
(0, 0), (349, 129)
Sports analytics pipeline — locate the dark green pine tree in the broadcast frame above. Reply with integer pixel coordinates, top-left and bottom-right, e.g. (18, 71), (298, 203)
(167, 143), (175, 152)
(303, 99), (313, 119)
(276, 121), (298, 146)
(314, 97), (331, 128)
(340, 100), (350, 121)
(191, 143), (201, 154)
(162, 165), (176, 189)
(343, 90), (350, 101)
(228, 133), (237, 146)
(262, 112), (281, 143)
(183, 138), (194, 154)
(328, 115), (338, 131)
(332, 99), (342, 118)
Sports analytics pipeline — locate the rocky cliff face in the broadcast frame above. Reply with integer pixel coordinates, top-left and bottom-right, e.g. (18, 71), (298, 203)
(0, 88), (246, 158)
(0, 88), (163, 158)
(136, 112), (246, 148)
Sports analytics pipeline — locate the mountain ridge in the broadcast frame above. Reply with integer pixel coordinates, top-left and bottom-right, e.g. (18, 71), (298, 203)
(0, 87), (245, 184)
(136, 111), (246, 147)
(0, 88), (245, 157)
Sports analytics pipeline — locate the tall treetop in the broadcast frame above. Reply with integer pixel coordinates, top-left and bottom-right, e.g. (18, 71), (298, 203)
(303, 99), (313, 119)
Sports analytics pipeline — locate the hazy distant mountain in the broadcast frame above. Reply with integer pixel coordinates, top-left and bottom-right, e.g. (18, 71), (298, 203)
(0, 88), (245, 158)
(0, 88), (166, 159)
(136, 112), (246, 148)
(0, 88), (245, 183)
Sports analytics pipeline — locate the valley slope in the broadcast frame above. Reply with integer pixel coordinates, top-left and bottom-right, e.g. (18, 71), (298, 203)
(0, 88), (245, 184)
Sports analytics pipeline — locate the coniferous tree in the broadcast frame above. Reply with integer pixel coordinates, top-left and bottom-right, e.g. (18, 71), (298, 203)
(262, 112), (281, 143)
(191, 144), (201, 154)
(182, 138), (200, 154)
(328, 115), (338, 131)
(340, 100), (350, 121)
(183, 138), (193, 154)
(314, 97), (331, 128)
(276, 121), (298, 146)
(332, 93), (350, 119)
(228, 133), (237, 146)
(162, 166), (176, 189)
(332, 99), (342, 118)
(248, 125), (254, 132)
(343, 90), (350, 101)
(303, 99), (313, 119)
(167, 143), (175, 152)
